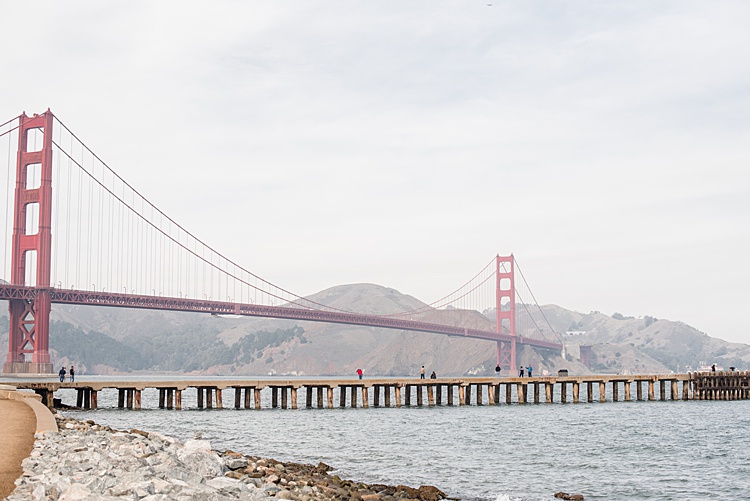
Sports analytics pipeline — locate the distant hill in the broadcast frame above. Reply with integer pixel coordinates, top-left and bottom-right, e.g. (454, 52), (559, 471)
(1, 283), (747, 375)
(536, 306), (750, 373)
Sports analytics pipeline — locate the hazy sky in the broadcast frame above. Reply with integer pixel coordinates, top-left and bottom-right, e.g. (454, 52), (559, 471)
(1, 2), (749, 343)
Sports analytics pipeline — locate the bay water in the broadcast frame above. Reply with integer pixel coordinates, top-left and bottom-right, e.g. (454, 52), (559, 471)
(43, 379), (750, 501)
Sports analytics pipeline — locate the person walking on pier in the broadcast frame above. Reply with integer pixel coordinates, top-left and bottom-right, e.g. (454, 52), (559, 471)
(527, 365), (533, 378)
(420, 366), (425, 379)
(70, 366), (75, 383)
(357, 368), (363, 380)
(58, 366), (66, 382)
(519, 366), (525, 377)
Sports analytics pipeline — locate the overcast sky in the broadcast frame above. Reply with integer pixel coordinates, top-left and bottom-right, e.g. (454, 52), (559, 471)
(1, 1), (749, 343)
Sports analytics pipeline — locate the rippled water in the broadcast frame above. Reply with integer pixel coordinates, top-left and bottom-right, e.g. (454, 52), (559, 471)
(54, 384), (750, 501)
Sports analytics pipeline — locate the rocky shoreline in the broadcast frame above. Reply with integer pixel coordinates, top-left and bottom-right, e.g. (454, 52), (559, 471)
(9, 415), (449, 501)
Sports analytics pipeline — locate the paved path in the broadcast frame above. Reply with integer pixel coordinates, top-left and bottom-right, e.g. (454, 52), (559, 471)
(0, 398), (36, 498)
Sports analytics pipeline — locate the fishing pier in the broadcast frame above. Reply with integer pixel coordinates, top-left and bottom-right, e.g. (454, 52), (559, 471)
(10, 371), (748, 411)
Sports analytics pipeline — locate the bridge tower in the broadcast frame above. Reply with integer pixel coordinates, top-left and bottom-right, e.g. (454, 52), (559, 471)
(495, 254), (516, 372)
(4, 110), (55, 374)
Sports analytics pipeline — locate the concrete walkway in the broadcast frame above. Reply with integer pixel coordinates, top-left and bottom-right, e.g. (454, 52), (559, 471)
(0, 386), (58, 498)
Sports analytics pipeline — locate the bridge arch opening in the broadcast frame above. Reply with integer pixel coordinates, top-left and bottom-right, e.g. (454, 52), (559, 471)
(25, 162), (41, 189)
(24, 250), (38, 286)
(24, 127), (44, 153)
(25, 202), (40, 235)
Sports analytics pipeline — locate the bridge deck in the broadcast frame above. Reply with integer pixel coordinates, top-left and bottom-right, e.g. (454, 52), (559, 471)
(0, 284), (563, 351)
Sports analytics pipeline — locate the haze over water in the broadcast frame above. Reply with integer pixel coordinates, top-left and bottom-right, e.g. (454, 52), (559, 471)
(61, 386), (750, 500)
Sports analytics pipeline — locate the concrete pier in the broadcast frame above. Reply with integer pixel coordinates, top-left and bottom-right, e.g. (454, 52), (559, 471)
(691, 371), (750, 400)
(14, 372), (746, 411)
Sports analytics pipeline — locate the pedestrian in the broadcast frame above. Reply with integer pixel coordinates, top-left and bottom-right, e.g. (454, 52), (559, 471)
(495, 364), (501, 377)
(58, 366), (66, 382)
(70, 366), (75, 383)
(519, 365), (525, 377)
(420, 366), (425, 379)
(711, 364), (716, 372)
(430, 371), (437, 379)
(527, 365), (533, 378)
(356, 368), (363, 380)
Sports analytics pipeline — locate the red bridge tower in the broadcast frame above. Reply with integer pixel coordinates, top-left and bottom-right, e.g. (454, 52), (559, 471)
(495, 254), (517, 372)
(4, 111), (55, 374)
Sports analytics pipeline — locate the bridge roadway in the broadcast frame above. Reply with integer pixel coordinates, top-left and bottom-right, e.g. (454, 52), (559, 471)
(0, 284), (563, 350)
(13, 372), (745, 411)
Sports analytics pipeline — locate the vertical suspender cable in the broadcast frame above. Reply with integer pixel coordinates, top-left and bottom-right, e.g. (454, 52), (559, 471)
(117, 179), (121, 292)
(51, 126), (59, 286)
(138, 190), (141, 293)
(128, 188), (132, 292)
(109, 171), (114, 292)
(159, 213), (163, 295)
(87, 153), (93, 290)
(65, 134), (72, 288)
(97, 159), (103, 290)
(122, 180), (127, 292)
(76, 142), (82, 288)
(3, 120), (12, 280)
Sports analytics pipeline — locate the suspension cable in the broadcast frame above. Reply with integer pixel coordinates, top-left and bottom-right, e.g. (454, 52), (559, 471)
(514, 257), (561, 342)
(382, 256), (496, 317)
(52, 119), (371, 313)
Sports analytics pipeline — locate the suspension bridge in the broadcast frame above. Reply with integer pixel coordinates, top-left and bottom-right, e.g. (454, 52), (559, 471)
(0, 110), (563, 375)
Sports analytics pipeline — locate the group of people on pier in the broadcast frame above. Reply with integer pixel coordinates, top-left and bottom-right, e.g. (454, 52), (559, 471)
(357, 366), (438, 380)
(58, 366), (75, 383)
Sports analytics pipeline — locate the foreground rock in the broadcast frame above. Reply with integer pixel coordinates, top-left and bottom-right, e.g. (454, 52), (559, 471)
(9, 416), (447, 501)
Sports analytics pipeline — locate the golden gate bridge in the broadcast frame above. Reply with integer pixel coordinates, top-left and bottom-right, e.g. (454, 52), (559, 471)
(0, 110), (562, 375)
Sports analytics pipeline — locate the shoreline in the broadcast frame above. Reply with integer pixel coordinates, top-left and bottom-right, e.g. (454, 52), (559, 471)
(9, 414), (450, 501)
